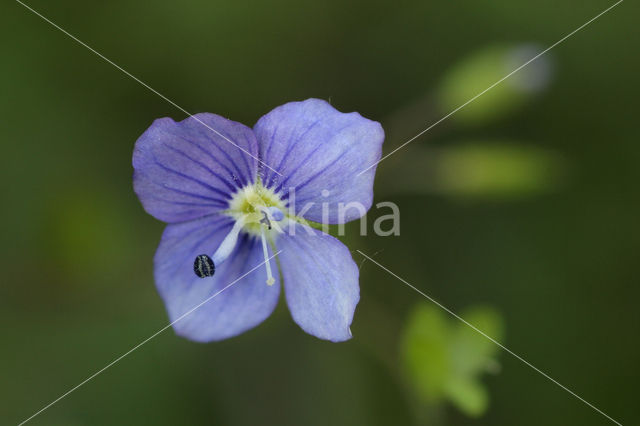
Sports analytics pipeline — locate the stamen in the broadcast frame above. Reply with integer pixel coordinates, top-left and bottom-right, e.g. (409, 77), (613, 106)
(255, 205), (284, 223)
(193, 254), (215, 278)
(260, 211), (272, 230)
(260, 226), (275, 286)
(212, 216), (248, 266)
(193, 215), (249, 278)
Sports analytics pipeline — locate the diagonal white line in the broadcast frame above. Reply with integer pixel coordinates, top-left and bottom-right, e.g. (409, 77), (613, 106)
(15, 0), (283, 177)
(357, 250), (623, 425)
(18, 250), (282, 426)
(357, 0), (624, 176)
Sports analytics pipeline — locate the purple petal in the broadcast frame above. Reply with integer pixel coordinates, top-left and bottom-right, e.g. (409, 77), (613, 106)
(155, 215), (280, 342)
(254, 98), (384, 224)
(133, 113), (258, 223)
(277, 223), (359, 342)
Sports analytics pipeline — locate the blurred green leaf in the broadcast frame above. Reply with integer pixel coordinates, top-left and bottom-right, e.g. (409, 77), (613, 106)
(437, 44), (552, 125)
(401, 304), (504, 417)
(377, 142), (564, 200)
(434, 142), (564, 199)
(450, 306), (504, 377)
(443, 376), (488, 417)
(401, 303), (450, 402)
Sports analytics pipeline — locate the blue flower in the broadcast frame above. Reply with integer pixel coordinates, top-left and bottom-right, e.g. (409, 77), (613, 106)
(132, 98), (384, 342)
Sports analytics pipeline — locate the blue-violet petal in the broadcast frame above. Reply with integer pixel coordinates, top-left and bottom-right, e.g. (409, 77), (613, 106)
(254, 98), (384, 224)
(154, 215), (280, 342)
(277, 223), (360, 342)
(133, 113), (258, 223)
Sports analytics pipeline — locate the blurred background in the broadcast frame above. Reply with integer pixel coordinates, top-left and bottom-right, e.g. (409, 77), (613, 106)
(2, 0), (638, 424)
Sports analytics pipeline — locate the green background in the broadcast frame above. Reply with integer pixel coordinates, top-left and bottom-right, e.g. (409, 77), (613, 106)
(1, 0), (638, 425)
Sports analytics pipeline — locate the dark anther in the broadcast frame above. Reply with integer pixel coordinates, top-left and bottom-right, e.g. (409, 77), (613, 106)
(260, 211), (272, 230)
(194, 254), (215, 278)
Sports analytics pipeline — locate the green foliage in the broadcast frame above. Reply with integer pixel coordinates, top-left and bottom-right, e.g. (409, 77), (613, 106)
(401, 304), (504, 417)
(43, 185), (134, 285)
(435, 142), (564, 199)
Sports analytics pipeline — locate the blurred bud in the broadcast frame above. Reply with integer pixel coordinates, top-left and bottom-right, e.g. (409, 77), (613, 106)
(506, 44), (553, 93)
(401, 303), (504, 418)
(437, 44), (553, 124)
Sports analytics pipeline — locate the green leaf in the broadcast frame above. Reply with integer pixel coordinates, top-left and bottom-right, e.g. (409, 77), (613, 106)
(401, 303), (504, 418)
(450, 306), (504, 377)
(434, 142), (564, 199)
(401, 304), (450, 402)
(443, 376), (489, 417)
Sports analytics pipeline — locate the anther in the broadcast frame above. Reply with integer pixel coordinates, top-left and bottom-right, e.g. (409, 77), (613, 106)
(260, 211), (272, 230)
(194, 254), (215, 278)
(192, 215), (248, 278)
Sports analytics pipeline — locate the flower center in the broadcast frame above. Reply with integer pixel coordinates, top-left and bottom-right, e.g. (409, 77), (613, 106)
(192, 181), (286, 285)
(226, 181), (286, 236)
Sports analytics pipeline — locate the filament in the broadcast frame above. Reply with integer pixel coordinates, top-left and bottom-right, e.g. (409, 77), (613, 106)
(260, 226), (275, 286)
(211, 215), (248, 266)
